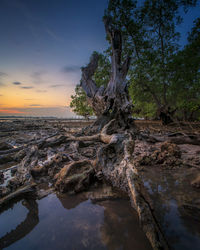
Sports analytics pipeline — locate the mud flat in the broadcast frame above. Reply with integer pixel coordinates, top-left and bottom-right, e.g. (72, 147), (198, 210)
(0, 118), (200, 249)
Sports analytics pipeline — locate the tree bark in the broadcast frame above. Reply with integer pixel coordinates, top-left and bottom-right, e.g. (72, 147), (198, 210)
(80, 17), (133, 130)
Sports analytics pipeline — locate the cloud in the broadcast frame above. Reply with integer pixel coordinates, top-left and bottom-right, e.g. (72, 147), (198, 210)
(36, 90), (47, 93)
(0, 83), (5, 87)
(29, 104), (42, 107)
(0, 72), (8, 77)
(13, 81), (22, 85)
(31, 71), (46, 84)
(0, 94), (3, 96)
(24, 98), (34, 100)
(21, 86), (34, 89)
(49, 84), (64, 88)
(62, 66), (81, 73)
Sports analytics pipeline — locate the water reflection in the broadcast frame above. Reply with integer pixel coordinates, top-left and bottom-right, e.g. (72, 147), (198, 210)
(142, 168), (200, 250)
(0, 199), (39, 249)
(0, 192), (151, 250)
(99, 200), (151, 250)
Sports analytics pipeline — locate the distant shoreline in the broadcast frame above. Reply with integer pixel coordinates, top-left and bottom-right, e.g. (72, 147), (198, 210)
(0, 116), (96, 120)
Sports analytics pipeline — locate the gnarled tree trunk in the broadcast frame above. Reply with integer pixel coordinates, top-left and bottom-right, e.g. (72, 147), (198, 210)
(81, 17), (133, 130)
(78, 17), (169, 249)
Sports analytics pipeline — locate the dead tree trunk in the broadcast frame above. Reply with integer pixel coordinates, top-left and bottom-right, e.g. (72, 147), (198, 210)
(81, 17), (133, 130)
(0, 17), (170, 250)
(78, 18), (169, 249)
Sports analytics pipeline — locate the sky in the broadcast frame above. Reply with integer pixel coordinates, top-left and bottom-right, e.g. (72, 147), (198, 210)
(0, 0), (199, 117)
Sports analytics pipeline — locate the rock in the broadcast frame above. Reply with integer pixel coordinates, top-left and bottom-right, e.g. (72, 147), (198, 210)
(55, 160), (95, 193)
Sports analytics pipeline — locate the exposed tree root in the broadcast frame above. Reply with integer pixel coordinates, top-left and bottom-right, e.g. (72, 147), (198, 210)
(0, 183), (36, 207)
(54, 159), (95, 193)
(57, 120), (169, 249)
(2, 119), (199, 249)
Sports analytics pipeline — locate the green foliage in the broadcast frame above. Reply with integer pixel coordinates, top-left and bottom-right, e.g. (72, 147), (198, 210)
(169, 17), (200, 120)
(70, 52), (111, 117)
(70, 85), (93, 119)
(104, 0), (199, 120)
(129, 80), (157, 119)
(93, 52), (111, 87)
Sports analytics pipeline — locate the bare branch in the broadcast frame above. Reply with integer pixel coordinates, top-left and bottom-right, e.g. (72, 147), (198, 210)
(81, 53), (99, 97)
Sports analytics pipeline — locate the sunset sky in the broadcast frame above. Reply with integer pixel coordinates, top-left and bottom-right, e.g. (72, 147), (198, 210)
(0, 0), (199, 117)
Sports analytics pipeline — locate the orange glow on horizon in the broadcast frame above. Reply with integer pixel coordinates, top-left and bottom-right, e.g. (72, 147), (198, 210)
(0, 109), (26, 114)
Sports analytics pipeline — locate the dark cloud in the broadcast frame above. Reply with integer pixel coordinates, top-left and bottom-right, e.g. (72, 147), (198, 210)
(31, 71), (46, 84)
(62, 66), (80, 73)
(29, 104), (42, 106)
(21, 86), (34, 89)
(13, 81), (22, 85)
(49, 84), (64, 88)
(36, 90), (47, 93)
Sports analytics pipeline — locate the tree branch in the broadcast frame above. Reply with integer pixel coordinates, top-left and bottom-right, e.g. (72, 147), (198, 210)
(81, 53), (99, 97)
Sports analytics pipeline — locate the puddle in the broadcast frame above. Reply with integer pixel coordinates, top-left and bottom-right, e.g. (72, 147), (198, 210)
(0, 193), (152, 250)
(142, 168), (200, 250)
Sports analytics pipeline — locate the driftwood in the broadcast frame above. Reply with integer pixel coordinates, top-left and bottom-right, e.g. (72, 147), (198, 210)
(0, 146), (24, 156)
(0, 133), (60, 156)
(0, 183), (36, 207)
